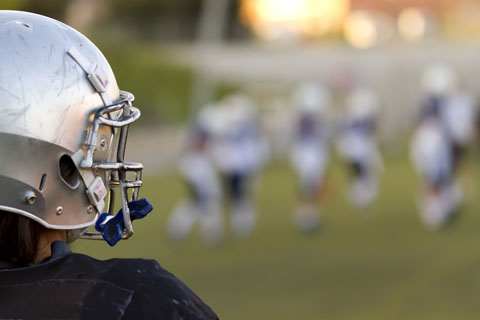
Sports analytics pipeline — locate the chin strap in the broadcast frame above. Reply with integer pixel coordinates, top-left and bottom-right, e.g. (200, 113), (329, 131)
(95, 198), (153, 246)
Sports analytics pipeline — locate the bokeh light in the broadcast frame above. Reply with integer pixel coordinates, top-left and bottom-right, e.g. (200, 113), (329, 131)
(344, 10), (377, 49)
(398, 8), (426, 42)
(240, 0), (350, 40)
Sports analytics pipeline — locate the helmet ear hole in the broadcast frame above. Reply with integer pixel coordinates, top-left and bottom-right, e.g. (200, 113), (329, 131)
(39, 173), (47, 192)
(59, 155), (81, 189)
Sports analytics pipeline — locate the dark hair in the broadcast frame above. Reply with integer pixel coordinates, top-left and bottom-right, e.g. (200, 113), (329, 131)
(0, 211), (43, 267)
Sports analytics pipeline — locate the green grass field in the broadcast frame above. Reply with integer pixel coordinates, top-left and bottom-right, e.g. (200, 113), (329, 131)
(74, 151), (480, 320)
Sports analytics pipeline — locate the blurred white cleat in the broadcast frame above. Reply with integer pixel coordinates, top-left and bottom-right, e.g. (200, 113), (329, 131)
(230, 202), (256, 238)
(199, 203), (224, 246)
(293, 205), (320, 232)
(351, 177), (377, 208)
(166, 200), (198, 241)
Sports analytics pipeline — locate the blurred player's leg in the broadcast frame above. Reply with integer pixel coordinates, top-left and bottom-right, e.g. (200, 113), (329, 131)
(294, 205), (321, 233)
(293, 170), (322, 232)
(449, 179), (463, 212)
(420, 187), (452, 230)
(418, 165), (457, 229)
(231, 200), (256, 238)
(166, 200), (198, 242)
(349, 161), (378, 208)
(199, 200), (224, 246)
(228, 172), (256, 237)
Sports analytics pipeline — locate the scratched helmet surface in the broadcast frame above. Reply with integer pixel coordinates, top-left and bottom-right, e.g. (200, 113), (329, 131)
(0, 11), (143, 237)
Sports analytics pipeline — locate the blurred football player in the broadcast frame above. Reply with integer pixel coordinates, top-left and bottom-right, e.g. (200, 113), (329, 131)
(436, 70), (477, 203)
(410, 111), (453, 229)
(442, 89), (477, 170)
(411, 63), (476, 229)
(289, 81), (332, 232)
(213, 93), (269, 238)
(0, 11), (217, 319)
(166, 105), (223, 246)
(336, 87), (383, 208)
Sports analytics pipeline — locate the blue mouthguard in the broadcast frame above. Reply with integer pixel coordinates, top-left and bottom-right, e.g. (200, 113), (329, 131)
(95, 198), (153, 246)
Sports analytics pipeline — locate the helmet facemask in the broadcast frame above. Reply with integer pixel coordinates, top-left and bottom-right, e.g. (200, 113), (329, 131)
(77, 91), (143, 240)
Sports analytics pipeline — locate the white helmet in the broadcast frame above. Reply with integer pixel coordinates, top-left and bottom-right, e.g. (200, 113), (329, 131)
(291, 81), (331, 115)
(0, 11), (143, 240)
(346, 87), (379, 119)
(420, 63), (458, 96)
(196, 103), (218, 133)
(222, 93), (256, 129)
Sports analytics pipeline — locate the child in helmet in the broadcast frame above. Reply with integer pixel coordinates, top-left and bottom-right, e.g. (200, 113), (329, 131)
(166, 105), (223, 246)
(411, 63), (476, 229)
(336, 87), (383, 208)
(290, 81), (332, 231)
(212, 93), (268, 238)
(0, 11), (217, 319)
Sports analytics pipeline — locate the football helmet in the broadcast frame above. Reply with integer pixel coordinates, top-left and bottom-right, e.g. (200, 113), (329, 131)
(0, 11), (143, 240)
(346, 87), (379, 119)
(291, 81), (331, 115)
(420, 63), (458, 96)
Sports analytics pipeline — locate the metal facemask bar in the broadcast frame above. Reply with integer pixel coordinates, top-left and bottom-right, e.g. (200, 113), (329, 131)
(67, 46), (143, 241)
(80, 91), (143, 240)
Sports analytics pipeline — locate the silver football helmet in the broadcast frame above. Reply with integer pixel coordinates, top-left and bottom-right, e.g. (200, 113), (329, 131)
(0, 11), (143, 240)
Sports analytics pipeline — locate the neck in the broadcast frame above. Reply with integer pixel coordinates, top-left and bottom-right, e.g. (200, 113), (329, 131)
(34, 229), (67, 264)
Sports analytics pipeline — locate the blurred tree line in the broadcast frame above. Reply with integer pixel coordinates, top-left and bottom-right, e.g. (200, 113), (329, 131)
(14, 0), (248, 41)
(3, 0), (248, 124)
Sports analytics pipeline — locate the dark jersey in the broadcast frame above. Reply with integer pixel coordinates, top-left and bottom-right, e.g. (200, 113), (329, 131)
(0, 242), (218, 320)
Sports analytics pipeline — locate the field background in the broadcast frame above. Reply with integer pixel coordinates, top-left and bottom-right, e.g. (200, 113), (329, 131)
(4, 2), (480, 319)
(74, 149), (480, 320)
